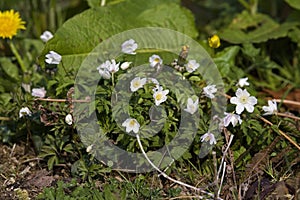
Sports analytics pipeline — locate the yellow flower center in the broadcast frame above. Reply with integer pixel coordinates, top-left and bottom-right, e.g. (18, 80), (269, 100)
(155, 93), (162, 101)
(0, 10), (26, 39)
(129, 119), (136, 127)
(239, 95), (248, 104)
(208, 35), (221, 48)
(154, 58), (160, 63)
(133, 81), (140, 88)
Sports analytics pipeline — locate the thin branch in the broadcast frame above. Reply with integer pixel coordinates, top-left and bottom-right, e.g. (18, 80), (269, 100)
(258, 115), (300, 151)
(276, 112), (300, 121)
(273, 99), (300, 107)
(0, 117), (11, 121)
(217, 135), (234, 178)
(217, 162), (226, 198)
(35, 97), (90, 103)
(136, 134), (223, 200)
(212, 151), (219, 200)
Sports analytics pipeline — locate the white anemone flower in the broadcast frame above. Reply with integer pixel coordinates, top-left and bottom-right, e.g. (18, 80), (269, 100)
(108, 59), (120, 73)
(121, 39), (138, 55)
(65, 114), (73, 125)
(120, 61), (132, 70)
(153, 86), (169, 106)
(19, 107), (32, 118)
(45, 51), (62, 65)
(200, 132), (217, 145)
(86, 144), (93, 153)
(122, 118), (140, 133)
(230, 88), (257, 114)
(223, 112), (242, 127)
(184, 97), (199, 114)
(97, 59), (120, 79)
(40, 30), (53, 42)
(130, 77), (147, 92)
(203, 84), (217, 99)
(185, 60), (200, 73)
(31, 87), (47, 98)
(262, 100), (277, 115)
(237, 77), (250, 87)
(149, 54), (163, 67)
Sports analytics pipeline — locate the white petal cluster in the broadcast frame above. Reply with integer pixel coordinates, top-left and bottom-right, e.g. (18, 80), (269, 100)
(130, 77), (147, 92)
(45, 51), (62, 65)
(31, 87), (47, 98)
(149, 54), (163, 67)
(200, 132), (217, 145)
(121, 39), (138, 55)
(262, 100), (277, 115)
(65, 114), (73, 125)
(40, 30), (53, 42)
(230, 88), (257, 114)
(122, 118), (140, 133)
(97, 59), (120, 79)
(19, 107), (32, 118)
(184, 97), (199, 114)
(153, 86), (169, 106)
(236, 77), (250, 87)
(223, 112), (242, 127)
(185, 60), (200, 73)
(203, 85), (217, 99)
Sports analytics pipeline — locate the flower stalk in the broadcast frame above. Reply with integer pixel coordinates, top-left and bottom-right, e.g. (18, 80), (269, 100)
(9, 41), (27, 72)
(136, 133), (223, 199)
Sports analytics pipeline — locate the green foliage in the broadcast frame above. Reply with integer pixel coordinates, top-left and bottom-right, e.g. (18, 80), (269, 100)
(36, 179), (107, 200)
(285, 0), (300, 10)
(219, 11), (300, 44)
(1, 0), (300, 199)
(39, 0), (197, 72)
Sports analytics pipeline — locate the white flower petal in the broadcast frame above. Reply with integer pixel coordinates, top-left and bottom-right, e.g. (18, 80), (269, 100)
(120, 62), (132, 70)
(248, 96), (258, 105)
(45, 51), (62, 65)
(237, 77), (250, 87)
(19, 107), (32, 118)
(149, 54), (163, 67)
(244, 104), (254, 113)
(40, 30), (53, 42)
(185, 60), (200, 73)
(65, 114), (73, 125)
(122, 118), (140, 133)
(130, 77), (147, 92)
(236, 104), (244, 114)
(235, 88), (243, 97)
(203, 85), (217, 99)
(31, 87), (47, 98)
(121, 39), (138, 55)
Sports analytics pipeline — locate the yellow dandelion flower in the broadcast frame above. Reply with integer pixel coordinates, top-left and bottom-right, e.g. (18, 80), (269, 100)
(208, 34), (221, 48)
(0, 10), (26, 39)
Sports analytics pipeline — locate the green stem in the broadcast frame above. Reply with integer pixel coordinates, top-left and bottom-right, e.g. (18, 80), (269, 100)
(238, 0), (251, 11)
(112, 72), (115, 87)
(9, 41), (27, 73)
(250, 0), (258, 15)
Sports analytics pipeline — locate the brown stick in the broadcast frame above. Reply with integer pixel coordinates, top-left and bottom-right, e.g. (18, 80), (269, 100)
(273, 99), (300, 107)
(257, 115), (300, 151)
(34, 97), (91, 103)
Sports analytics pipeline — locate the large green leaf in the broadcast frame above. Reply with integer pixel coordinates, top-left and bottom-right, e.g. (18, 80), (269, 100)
(0, 58), (20, 81)
(39, 0), (197, 72)
(285, 0), (300, 10)
(219, 11), (299, 44)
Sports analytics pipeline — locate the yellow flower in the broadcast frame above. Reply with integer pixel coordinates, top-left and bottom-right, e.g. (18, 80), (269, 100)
(208, 34), (221, 48)
(0, 10), (26, 39)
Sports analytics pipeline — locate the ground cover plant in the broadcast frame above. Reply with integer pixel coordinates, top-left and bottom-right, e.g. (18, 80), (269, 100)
(0, 0), (300, 199)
